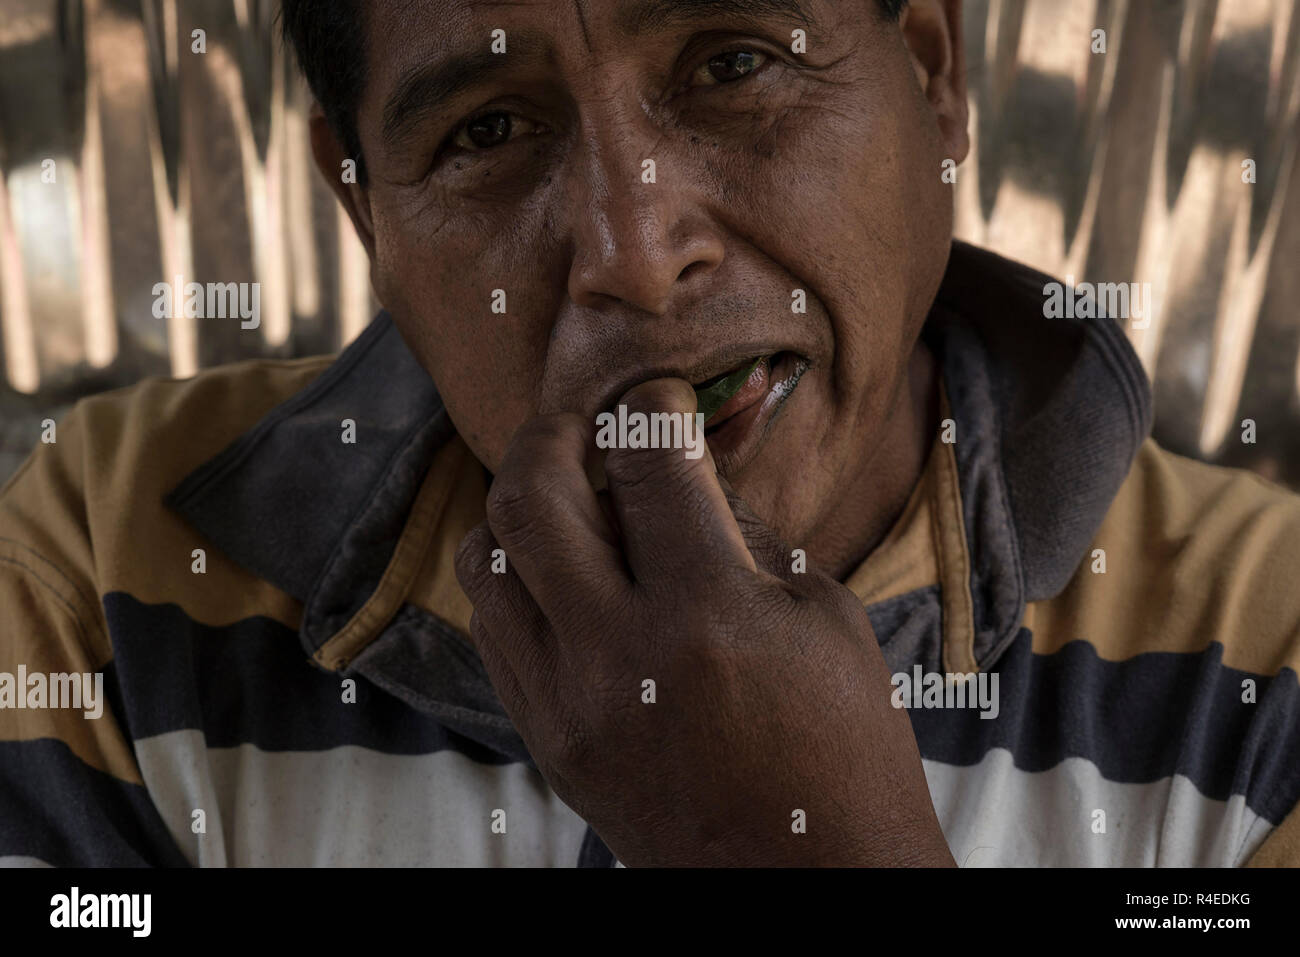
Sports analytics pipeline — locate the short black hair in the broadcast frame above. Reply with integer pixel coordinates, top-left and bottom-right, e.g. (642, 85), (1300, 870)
(279, 0), (907, 188)
(280, 0), (370, 184)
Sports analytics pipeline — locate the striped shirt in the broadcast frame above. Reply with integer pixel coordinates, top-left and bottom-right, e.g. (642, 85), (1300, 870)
(2, 242), (1298, 866)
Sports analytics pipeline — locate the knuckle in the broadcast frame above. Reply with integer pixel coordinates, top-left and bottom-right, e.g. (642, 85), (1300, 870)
(485, 472), (556, 533)
(513, 632), (553, 686)
(659, 581), (734, 645)
(692, 578), (798, 647)
(741, 586), (793, 633)
(603, 443), (694, 492)
(550, 711), (595, 770)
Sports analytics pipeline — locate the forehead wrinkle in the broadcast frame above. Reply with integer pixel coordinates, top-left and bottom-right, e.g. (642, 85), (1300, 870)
(382, 50), (498, 147)
(573, 0), (593, 50)
(379, 0), (818, 151)
(615, 0), (818, 37)
(379, 25), (555, 149)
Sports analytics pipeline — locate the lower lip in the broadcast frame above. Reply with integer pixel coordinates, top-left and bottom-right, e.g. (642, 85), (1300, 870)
(702, 352), (809, 472)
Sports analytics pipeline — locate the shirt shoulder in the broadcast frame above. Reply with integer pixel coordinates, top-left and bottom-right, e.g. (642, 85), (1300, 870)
(1021, 439), (1300, 864)
(1028, 437), (1300, 675)
(0, 357), (334, 864)
(0, 355), (335, 639)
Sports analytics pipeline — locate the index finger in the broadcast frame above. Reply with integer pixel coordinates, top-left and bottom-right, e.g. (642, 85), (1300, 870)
(484, 412), (632, 626)
(601, 378), (757, 583)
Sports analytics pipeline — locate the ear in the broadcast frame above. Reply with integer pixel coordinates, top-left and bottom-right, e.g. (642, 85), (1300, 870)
(899, 0), (970, 166)
(309, 103), (377, 258)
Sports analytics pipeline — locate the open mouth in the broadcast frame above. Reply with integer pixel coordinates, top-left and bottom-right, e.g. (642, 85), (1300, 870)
(692, 351), (807, 435)
(693, 356), (765, 424)
(590, 347), (812, 480)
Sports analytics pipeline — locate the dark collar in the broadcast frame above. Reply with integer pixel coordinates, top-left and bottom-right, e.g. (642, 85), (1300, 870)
(924, 242), (1153, 665)
(165, 241), (1152, 757)
(166, 312), (449, 612)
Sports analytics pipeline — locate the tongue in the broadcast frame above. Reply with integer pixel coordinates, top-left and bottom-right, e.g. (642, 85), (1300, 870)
(705, 356), (771, 427)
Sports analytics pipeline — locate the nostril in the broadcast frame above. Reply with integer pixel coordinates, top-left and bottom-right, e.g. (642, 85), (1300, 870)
(676, 260), (710, 283)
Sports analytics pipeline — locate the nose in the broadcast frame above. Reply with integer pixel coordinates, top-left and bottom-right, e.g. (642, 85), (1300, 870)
(564, 117), (725, 316)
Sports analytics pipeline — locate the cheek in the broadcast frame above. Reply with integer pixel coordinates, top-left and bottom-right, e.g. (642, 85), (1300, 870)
(718, 105), (921, 408)
(763, 76), (947, 402)
(370, 200), (554, 471)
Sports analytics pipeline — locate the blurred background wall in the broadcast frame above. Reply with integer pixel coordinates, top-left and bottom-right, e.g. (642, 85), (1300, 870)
(0, 0), (1297, 487)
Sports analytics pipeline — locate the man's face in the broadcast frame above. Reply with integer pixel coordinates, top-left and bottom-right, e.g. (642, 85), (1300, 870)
(333, 0), (966, 546)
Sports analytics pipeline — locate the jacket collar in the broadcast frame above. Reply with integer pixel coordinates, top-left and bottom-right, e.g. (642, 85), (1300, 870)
(164, 314), (528, 758)
(165, 241), (1153, 757)
(166, 312), (449, 612)
(923, 242), (1153, 668)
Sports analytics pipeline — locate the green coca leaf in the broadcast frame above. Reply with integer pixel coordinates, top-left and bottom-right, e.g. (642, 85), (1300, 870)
(694, 356), (763, 423)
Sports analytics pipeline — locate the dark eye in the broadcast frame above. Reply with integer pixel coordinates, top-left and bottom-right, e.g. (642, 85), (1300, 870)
(450, 111), (544, 152)
(691, 49), (768, 86)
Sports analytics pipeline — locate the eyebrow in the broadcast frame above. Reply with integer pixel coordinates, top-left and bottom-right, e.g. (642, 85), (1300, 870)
(615, 0), (819, 36)
(380, 0), (819, 149)
(382, 47), (543, 150)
